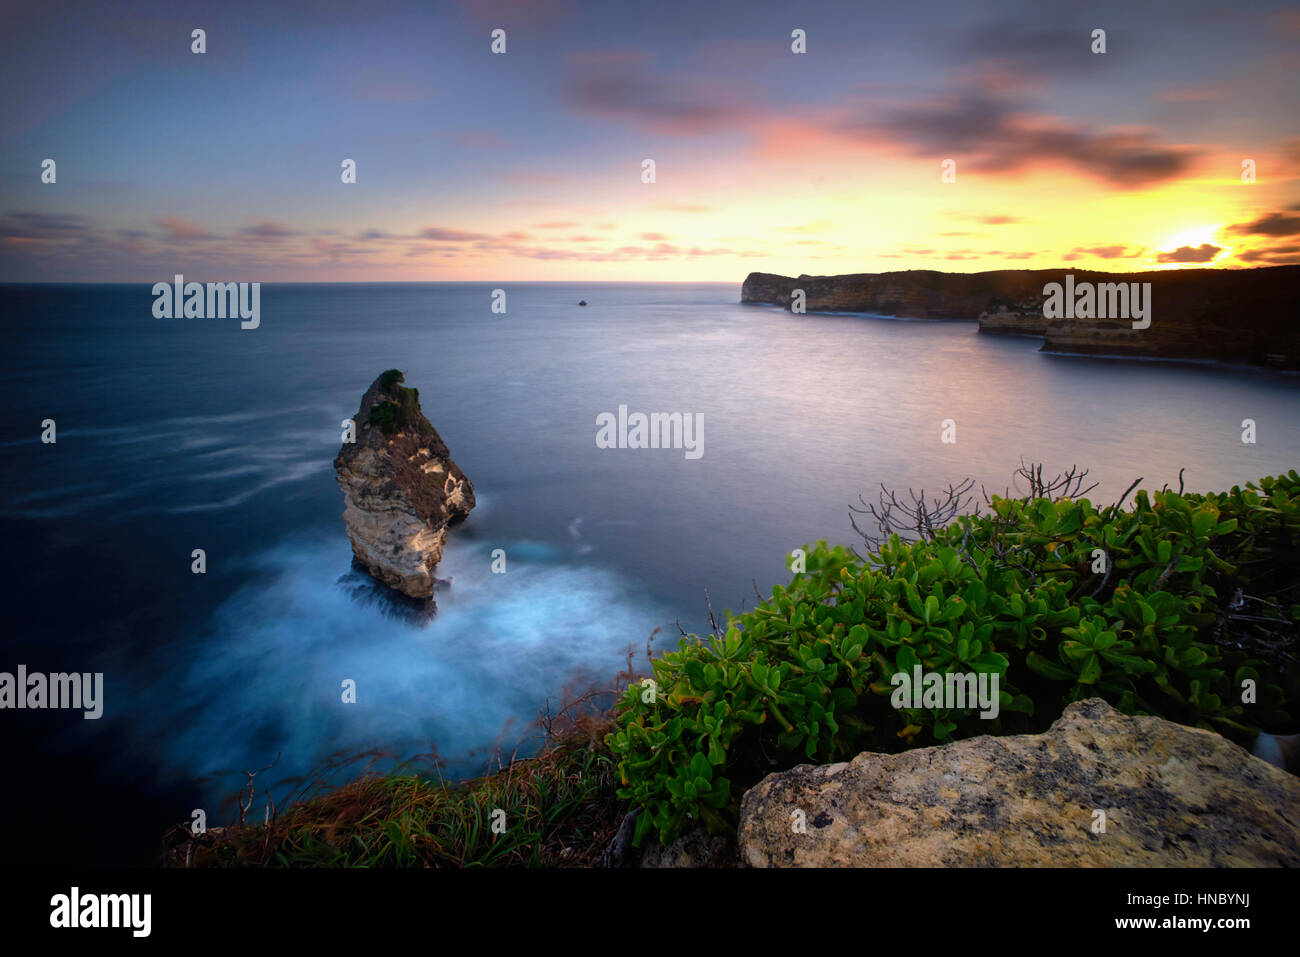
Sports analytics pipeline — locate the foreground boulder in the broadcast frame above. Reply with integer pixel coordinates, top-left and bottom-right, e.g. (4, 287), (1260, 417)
(334, 370), (474, 599)
(738, 698), (1300, 867)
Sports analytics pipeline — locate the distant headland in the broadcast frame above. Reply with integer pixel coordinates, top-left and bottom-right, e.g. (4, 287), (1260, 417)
(741, 266), (1300, 370)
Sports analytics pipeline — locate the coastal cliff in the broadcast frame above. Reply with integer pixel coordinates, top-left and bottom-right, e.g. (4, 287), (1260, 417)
(742, 266), (1300, 369)
(334, 370), (475, 599)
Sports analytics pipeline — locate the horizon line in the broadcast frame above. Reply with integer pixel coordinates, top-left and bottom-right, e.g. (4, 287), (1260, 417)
(1, 262), (1293, 286)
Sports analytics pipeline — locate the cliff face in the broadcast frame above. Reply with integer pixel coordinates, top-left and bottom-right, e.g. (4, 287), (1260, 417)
(742, 266), (1300, 369)
(741, 270), (1018, 319)
(334, 371), (475, 600)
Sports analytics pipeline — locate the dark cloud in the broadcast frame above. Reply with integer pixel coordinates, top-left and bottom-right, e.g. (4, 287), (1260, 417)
(240, 221), (301, 240)
(419, 226), (494, 241)
(845, 84), (1195, 187)
(566, 52), (748, 134)
(1228, 211), (1300, 237)
(0, 211), (89, 241)
(1156, 243), (1220, 263)
(1239, 243), (1300, 263)
(1064, 245), (1142, 260)
(957, 22), (1100, 79)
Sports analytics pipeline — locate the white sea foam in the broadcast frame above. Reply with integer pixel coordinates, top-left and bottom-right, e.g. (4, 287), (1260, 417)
(134, 532), (670, 808)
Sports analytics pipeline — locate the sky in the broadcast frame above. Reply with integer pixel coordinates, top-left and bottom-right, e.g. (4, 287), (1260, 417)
(1, 0), (1298, 281)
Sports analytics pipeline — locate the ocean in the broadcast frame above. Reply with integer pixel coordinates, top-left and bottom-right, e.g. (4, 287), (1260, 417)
(2, 281), (1298, 865)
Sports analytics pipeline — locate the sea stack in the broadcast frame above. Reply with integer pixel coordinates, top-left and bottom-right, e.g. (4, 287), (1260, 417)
(334, 370), (475, 599)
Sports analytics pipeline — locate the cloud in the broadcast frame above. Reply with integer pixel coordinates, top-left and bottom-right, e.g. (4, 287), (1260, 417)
(639, 232), (671, 240)
(957, 22), (1100, 81)
(565, 51), (750, 134)
(240, 221), (301, 240)
(532, 221), (578, 229)
(975, 215), (1021, 225)
(1063, 245), (1143, 260)
(0, 210), (89, 241)
(1228, 211), (1300, 237)
(1156, 243), (1220, 263)
(310, 237), (376, 261)
(1239, 244), (1300, 264)
(837, 80), (1196, 187)
(157, 217), (220, 241)
(419, 226), (494, 241)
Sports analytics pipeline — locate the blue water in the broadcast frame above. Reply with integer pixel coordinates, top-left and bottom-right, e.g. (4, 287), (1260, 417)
(2, 282), (1298, 864)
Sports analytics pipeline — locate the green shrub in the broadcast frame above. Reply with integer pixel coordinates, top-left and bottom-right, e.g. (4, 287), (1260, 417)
(369, 369), (428, 436)
(608, 470), (1299, 847)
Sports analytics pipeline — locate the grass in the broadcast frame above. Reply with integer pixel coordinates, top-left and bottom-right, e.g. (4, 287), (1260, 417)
(164, 693), (630, 867)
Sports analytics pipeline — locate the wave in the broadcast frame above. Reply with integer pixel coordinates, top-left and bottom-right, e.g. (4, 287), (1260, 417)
(126, 530), (670, 814)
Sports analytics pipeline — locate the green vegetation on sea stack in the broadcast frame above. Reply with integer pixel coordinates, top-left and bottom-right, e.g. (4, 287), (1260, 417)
(369, 368), (432, 436)
(610, 471), (1300, 847)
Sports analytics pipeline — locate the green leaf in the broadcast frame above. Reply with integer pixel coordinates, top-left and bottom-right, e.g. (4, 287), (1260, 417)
(689, 752), (713, 782)
(1078, 654), (1102, 685)
(1026, 651), (1075, 681)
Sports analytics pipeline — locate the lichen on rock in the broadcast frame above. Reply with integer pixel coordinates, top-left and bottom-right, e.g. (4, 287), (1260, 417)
(738, 698), (1300, 867)
(334, 370), (474, 600)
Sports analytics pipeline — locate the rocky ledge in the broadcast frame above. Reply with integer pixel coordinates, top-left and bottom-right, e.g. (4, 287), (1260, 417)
(742, 266), (1300, 369)
(334, 370), (474, 600)
(736, 698), (1300, 867)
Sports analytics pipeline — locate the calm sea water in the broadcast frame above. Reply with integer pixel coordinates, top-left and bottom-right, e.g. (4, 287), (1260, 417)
(2, 282), (1298, 864)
